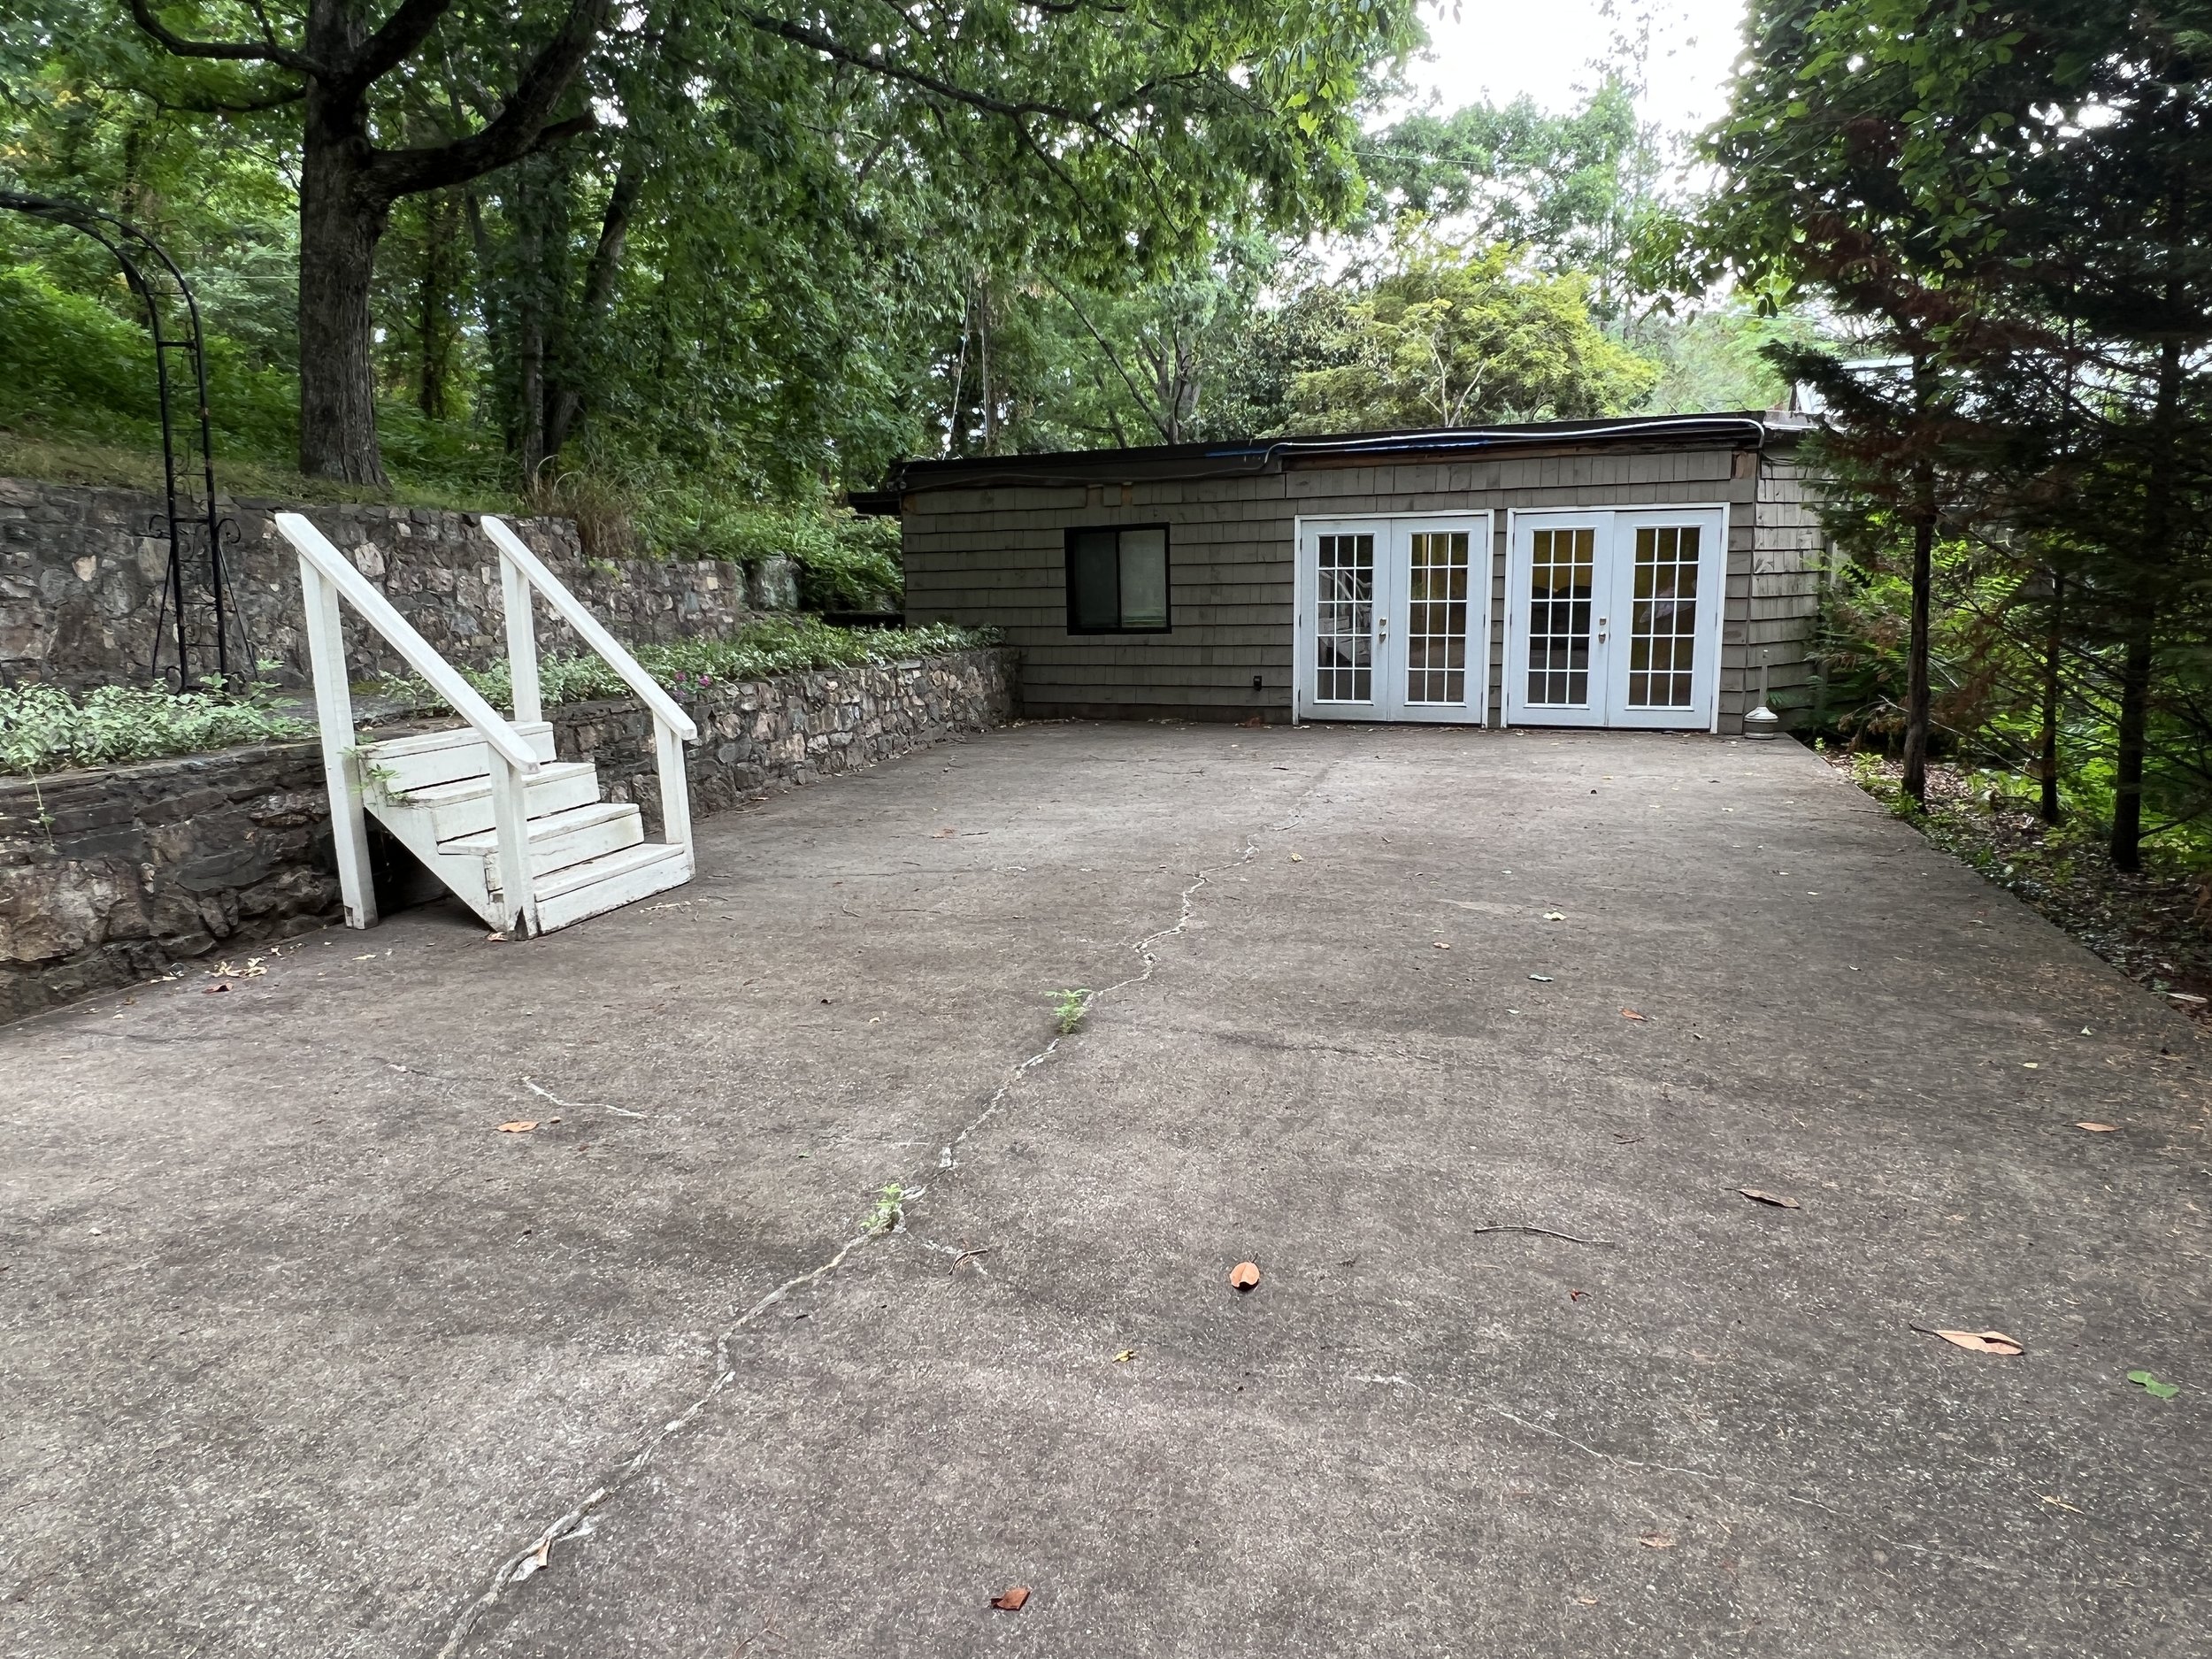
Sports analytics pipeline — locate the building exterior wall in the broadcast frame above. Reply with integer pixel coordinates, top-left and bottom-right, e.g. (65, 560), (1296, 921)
(902, 439), (1819, 733)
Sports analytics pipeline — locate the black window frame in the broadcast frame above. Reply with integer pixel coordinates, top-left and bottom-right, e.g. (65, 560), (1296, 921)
(1064, 523), (1173, 635)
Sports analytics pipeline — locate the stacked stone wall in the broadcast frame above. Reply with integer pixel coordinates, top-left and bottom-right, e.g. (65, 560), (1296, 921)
(0, 648), (1017, 1023)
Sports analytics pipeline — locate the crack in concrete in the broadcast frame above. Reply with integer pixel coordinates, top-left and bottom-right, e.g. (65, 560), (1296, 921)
(431, 766), (1325, 1656)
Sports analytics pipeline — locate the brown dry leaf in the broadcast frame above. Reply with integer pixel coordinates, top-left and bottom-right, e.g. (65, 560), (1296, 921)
(1740, 1188), (1801, 1209)
(1640, 1533), (1676, 1550)
(990, 1586), (1030, 1612)
(1568, 1288), (1587, 1302)
(1932, 1328), (2024, 1356)
(497, 1120), (538, 1134)
(933, 827), (957, 839)
(1112, 1348), (1137, 1363)
(2076, 1121), (2119, 1133)
(1621, 1008), (1648, 1021)
(203, 984), (229, 995)
(1229, 1261), (1262, 1292)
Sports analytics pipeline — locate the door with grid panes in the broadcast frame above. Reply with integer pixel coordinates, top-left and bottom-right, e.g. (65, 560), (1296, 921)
(1296, 515), (1492, 723)
(1503, 507), (1725, 728)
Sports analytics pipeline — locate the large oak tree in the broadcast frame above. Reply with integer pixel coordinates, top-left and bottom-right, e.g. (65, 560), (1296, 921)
(116, 0), (1416, 484)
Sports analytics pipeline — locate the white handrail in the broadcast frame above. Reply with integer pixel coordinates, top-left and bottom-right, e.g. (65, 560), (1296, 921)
(278, 511), (542, 938)
(277, 513), (542, 774)
(480, 517), (700, 741)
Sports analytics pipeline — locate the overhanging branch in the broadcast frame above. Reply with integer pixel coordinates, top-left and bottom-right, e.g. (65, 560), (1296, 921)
(125, 0), (327, 76)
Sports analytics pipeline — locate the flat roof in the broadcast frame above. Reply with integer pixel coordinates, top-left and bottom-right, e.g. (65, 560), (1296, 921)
(869, 412), (1812, 506)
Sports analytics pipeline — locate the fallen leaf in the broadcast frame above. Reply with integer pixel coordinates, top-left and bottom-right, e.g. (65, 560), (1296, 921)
(2170, 992), (2208, 1006)
(1640, 1533), (1675, 1549)
(1432, 941), (1452, 950)
(933, 826), (956, 838)
(497, 1120), (538, 1133)
(1112, 1348), (1137, 1363)
(1229, 1261), (1261, 1292)
(1740, 1188), (1800, 1209)
(991, 1586), (1030, 1611)
(2127, 1370), (2181, 1399)
(1568, 1288), (1587, 1302)
(1576, 1595), (1599, 1606)
(1544, 910), (1566, 921)
(2076, 1122), (2119, 1133)
(203, 984), (229, 995)
(1621, 1008), (1648, 1021)
(1528, 974), (1554, 983)
(1928, 1328), (2024, 1356)
(1289, 851), (1303, 862)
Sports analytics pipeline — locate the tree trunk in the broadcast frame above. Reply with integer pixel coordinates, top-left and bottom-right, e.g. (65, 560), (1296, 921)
(1899, 461), (1936, 803)
(2111, 334), (2183, 872)
(545, 159), (641, 460)
(2110, 616), (2155, 870)
(2039, 570), (2063, 825)
(297, 93), (392, 484)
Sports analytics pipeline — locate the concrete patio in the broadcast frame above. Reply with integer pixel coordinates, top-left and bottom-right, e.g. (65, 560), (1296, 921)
(3, 721), (2206, 1657)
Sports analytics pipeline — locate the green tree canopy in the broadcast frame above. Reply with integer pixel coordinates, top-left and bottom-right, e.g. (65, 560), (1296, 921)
(1291, 236), (1657, 431)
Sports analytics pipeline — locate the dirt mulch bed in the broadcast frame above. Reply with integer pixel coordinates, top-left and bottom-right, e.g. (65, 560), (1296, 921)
(1829, 752), (2212, 1021)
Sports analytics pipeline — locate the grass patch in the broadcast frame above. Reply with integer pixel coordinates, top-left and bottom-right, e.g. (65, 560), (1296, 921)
(0, 681), (310, 777)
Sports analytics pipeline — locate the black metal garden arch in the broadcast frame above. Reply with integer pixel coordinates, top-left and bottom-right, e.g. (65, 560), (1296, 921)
(0, 189), (251, 689)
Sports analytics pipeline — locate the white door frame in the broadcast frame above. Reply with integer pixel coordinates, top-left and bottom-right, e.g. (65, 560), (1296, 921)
(1293, 511), (1495, 725)
(1502, 503), (1730, 731)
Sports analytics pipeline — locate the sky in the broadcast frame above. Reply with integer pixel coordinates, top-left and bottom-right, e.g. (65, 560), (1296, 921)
(1399, 0), (1752, 136)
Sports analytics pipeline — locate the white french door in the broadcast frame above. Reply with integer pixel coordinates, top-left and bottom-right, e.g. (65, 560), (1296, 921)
(1503, 507), (1726, 730)
(1296, 514), (1493, 724)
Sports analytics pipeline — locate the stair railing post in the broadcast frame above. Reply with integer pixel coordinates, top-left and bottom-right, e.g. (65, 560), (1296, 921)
(298, 556), (377, 929)
(499, 536), (541, 726)
(487, 749), (535, 937)
(654, 713), (693, 859)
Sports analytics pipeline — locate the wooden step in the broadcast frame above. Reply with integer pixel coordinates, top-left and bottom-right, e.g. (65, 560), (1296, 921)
(532, 843), (693, 933)
(391, 761), (600, 841)
(363, 722), (557, 796)
(451, 802), (645, 891)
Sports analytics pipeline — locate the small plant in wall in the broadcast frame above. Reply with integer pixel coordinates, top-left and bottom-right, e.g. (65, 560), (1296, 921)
(1052, 988), (1092, 1035)
(349, 747), (410, 804)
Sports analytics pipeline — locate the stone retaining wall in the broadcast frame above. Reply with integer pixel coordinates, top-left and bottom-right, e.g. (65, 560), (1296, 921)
(0, 648), (1016, 1024)
(0, 478), (775, 689)
(556, 647), (1016, 833)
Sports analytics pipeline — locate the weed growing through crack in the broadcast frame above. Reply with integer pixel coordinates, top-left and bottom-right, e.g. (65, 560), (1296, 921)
(863, 1182), (905, 1234)
(1052, 988), (1091, 1035)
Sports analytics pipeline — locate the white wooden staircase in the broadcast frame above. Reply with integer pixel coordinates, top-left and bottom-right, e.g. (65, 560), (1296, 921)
(275, 512), (696, 938)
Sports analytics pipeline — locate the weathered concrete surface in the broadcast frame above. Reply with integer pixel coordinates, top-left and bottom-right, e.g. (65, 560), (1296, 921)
(2, 725), (2207, 1658)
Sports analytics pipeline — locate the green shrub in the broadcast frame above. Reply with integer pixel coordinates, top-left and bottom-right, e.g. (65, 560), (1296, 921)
(0, 682), (310, 776)
(396, 616), (996, 711)
(627, 490), (902, 610)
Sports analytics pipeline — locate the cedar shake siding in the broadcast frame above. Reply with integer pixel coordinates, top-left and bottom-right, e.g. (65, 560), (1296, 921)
(887, 416), (1823, 733)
